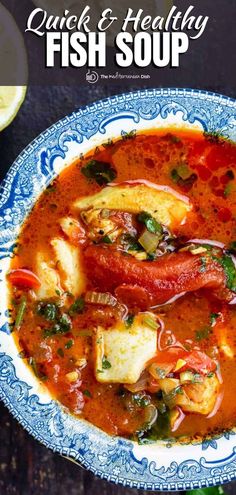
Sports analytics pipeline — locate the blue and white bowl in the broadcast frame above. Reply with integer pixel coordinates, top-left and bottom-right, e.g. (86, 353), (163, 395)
(1, 88), (236, 491)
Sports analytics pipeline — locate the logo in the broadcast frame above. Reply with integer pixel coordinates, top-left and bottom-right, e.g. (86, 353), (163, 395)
(86, 70), (99, 84)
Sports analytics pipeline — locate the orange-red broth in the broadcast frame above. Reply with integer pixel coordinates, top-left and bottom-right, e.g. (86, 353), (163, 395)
(9, 129), (236, 443)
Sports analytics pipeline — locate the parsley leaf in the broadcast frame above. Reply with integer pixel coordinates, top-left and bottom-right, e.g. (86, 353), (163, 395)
(170, 166), (197, 188)
(120, 233), (143, 252)
(102, 357), (112, 369)
(83, 389), (92, 398)
(68, 297), (85, 316)
(81, 160), (117, 185)
(216, 255), (236, 291)
(65, 339), (74, 349)
(125, 314), (134, 328)
(137, 211), (163, 235)
(195, 327), (211, 341)
(44, 313), (72, 338)
(37, 302), (58, 321)
(100, 235), (112, 244)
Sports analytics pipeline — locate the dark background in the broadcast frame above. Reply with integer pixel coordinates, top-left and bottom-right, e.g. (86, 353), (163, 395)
(1, 0), (236, 493)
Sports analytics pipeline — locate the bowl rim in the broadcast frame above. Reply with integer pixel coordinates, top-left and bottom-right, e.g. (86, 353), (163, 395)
(1, 87), (236, 491)
(1, 85), (236, 194)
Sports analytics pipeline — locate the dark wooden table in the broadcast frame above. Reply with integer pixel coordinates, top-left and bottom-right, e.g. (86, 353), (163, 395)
(1, 0), (236, 491)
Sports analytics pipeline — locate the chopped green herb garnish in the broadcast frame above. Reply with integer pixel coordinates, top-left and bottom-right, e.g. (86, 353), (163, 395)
(132, 393), (150, 408)
(137, 211), (163, 235)
(195, 327), (211, 341)
(170, 168), (180, 183)
(170, 166), (197, 188)
(102, 357), (112, 369)
(81, 160), (117, 185)
(15, 296), (27, 330)
(44, 313), (72, 338)
(210, 312), (220, 326)
(37, 302), (58, 321)
(120, 233), (143, 252)
(58, 313), (72, 332)
(215, 254), (236, 291)
(207, 371), (215, 378)
(101, 235), (112, 244)
(147, 252), (157, 261)
(57, 348), (64, 358)
(68, 297), (85, 316)
(125, 314), (134, 328)
(65, 339), (74, 349)
(83, 389), (92, 398)
(44, 328), (56, 338)
(55, 289), (61, 296)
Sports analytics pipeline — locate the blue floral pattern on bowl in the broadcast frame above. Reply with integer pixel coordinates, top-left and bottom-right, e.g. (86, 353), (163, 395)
(1, 88), (236, 491)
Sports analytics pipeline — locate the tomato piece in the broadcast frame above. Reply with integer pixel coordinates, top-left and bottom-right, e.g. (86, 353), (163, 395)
(115, 284), (151, 310)
(84, 245), (227, 309)
(180, 351), (216, 374)
(8, 269), (41, 289)
(151, 348), (187, 365)
(150, 349), (216, 376)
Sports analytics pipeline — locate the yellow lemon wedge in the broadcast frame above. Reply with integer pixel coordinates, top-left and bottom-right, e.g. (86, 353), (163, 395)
(0, 2), (28, 130)
(0, 86), (27, 131)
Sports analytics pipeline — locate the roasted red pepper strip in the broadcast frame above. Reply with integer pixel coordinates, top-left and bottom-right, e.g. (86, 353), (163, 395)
(84, 246), (226, 308)
(8, 269), (41, 289)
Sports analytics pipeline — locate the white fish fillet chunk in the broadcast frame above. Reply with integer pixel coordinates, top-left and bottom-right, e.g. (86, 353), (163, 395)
(51, 238), (86, 296)
(94, 313), (158, 384)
